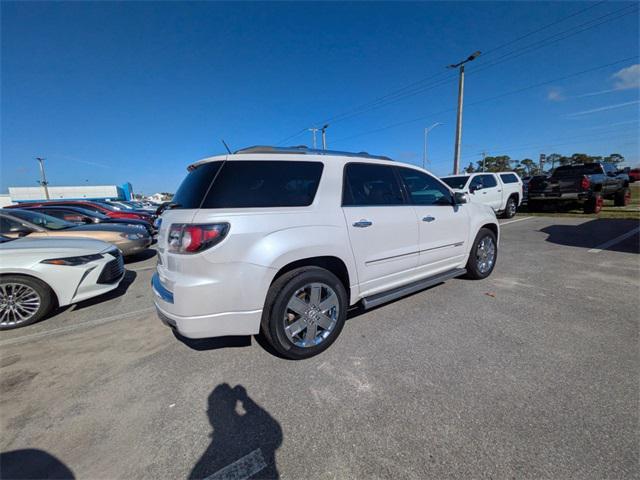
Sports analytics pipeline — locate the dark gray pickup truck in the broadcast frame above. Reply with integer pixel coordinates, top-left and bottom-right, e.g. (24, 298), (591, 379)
(528, 163), (630, 213)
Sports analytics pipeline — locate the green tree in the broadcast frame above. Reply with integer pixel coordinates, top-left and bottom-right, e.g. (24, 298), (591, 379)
(604, 153), (625, 164)
(465, 162), (476, 173)
(477, 155), (512, 172)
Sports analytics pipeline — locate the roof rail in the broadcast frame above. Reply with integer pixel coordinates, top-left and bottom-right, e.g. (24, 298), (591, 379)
(234, 145), (392, 161)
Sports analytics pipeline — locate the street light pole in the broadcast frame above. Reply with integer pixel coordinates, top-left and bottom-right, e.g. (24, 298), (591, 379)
(36, 157), (50, 199)
(423, 122), (442, 170)
(321, 124), (329, 150)
(308, 128), (319, 149)
(448, 51), (481, 175)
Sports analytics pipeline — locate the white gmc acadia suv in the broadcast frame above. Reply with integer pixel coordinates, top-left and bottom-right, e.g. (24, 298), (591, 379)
(152, 146), (499, 359)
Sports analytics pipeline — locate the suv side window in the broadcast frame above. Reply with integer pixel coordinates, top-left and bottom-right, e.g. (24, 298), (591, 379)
(343, 163), (405, 206)
(480, 174), (498, 188)
(499, 173), (518, 184)
(397, 167), (452, 206)
(469, 176), (484, 190)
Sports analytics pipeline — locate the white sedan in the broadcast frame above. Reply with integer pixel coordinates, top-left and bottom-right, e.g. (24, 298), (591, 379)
(0, 235), (125, 329)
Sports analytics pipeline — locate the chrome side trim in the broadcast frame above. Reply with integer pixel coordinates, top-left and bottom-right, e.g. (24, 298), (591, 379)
(152, 273), (174, 304)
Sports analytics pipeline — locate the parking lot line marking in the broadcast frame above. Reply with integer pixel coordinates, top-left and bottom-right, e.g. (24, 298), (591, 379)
(0, 307), (155, 347)
(204, 449), (267, 480)
(588, 226), (640, 253)
(500, 216), (534, 226)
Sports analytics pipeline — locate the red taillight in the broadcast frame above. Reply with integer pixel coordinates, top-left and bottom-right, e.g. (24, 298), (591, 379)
(580, 176), (590, 190)
(168, 223), (229, 254)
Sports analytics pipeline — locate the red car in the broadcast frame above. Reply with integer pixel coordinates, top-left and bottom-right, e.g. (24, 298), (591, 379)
(628, 168), (640, 183)
(5, 200), (152, 222)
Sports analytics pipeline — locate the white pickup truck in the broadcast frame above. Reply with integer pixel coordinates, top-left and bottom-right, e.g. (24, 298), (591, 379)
(441, 172), (523, 218)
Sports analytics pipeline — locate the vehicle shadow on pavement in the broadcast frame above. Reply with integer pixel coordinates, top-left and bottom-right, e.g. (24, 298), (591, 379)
(173, 331), (252, 351)
(0, 448), (75, 479)
(189, 383), (282, 480)
(540, 219), (640, 254)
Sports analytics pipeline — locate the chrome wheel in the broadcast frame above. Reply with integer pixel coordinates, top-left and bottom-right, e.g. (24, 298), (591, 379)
(507, 199), (516, 217)
(0, 283), (42, 327)
(476, 236), (496, 274)
(283, 282), (339, 348)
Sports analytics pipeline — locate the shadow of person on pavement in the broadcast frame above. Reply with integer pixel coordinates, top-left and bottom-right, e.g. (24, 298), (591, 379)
(0, 449), (75, 479)
(189, 383), (282, 480)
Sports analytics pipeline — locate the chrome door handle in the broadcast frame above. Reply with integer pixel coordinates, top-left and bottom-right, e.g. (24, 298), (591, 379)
(353, 219), (373, 228)
(422, 215), (436, 222)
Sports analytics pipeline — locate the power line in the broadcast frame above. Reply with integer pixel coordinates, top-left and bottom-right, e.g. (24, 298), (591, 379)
(275, 1), (627, 143)
(331, 55), (638, 143)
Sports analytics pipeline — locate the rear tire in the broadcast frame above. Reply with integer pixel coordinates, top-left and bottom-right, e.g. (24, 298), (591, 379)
(0, 275), (54, 330)
(261, 267), (348, 360)
(465, 228), (498, 280)
(583, 193), (603, 214)
(501, 196), (517, 219)
(614, 188), (631, 207)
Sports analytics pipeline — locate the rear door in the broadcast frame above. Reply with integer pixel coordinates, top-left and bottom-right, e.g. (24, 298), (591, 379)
(477, 174), (502, 210)
(396, 167), (469, 274)
(341, 163), (419, 296)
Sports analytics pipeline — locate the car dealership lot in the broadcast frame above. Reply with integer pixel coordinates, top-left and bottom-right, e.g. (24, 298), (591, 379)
(1, 217), (638, 479)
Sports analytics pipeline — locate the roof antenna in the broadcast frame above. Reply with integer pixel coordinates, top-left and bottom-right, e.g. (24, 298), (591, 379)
(221, 139), (232, 154)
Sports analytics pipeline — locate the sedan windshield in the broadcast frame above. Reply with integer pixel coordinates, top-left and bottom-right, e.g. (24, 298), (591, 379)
(8, 209), (75, 230)
(441, 176), (470, 190)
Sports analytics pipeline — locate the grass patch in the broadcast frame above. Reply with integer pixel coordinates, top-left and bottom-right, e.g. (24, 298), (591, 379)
(521, 184), (640, 220)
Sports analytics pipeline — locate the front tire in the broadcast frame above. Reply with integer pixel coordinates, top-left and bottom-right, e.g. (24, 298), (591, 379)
(261, 267), (348, 359)
(465, 228), (498, 280)
(0, 275), (54, 330)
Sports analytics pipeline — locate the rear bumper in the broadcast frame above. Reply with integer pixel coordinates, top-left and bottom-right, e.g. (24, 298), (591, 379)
(151, 273), (264, 338)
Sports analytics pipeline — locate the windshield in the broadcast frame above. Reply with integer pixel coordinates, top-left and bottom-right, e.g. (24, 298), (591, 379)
(68, 207), (109, 219)
(9, 209), (75, 230)
(441, 176), (470, 189)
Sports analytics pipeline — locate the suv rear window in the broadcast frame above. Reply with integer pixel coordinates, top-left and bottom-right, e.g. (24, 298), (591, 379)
(172, 161), (324, 209)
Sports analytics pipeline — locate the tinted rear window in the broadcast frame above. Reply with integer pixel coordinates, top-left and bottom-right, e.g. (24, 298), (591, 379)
(173, 161), (324, 209)
(172, 162), (223, 209)
(500, 173), (519, 184)
(553, 164), (603, 177)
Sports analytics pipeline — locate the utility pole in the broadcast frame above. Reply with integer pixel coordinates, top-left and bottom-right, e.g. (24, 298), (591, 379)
(481, 151), (486, 172)
(321, 124), (329, 150)
(423, 122), (442, 170)
(36, 157), (50, 199)
(448, 51), (481, 175)
(308, 128), (319, 149)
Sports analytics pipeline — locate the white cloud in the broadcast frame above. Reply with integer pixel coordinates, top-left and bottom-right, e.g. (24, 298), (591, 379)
(611, 64), (640, 90)
(565, 100), (640, 118)
(547, 87), (565, 102)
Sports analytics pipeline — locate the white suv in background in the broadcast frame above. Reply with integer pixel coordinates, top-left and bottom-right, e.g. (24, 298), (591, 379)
(441, 172), (523, 218)
(153, 146), (499, 359)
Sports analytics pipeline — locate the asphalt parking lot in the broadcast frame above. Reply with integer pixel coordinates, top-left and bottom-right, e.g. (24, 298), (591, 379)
(1, 216), (638, 479)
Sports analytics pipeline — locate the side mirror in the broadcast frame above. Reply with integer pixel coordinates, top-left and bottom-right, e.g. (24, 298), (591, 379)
(469, 184), (482, 193)
(454, 192), (469, 205)
(9, 226), (32, 237)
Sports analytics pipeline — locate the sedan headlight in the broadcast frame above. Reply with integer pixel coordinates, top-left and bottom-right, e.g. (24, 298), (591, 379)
(120, 232), (145, 240)
(41, 254), (103, 266)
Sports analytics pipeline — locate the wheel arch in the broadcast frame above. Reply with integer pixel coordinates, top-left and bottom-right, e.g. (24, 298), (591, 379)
(270, 256), (351, 302)
(0, 272), (59, 306)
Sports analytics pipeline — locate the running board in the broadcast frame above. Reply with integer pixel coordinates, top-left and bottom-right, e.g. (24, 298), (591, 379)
(361, 268), (467, 310)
